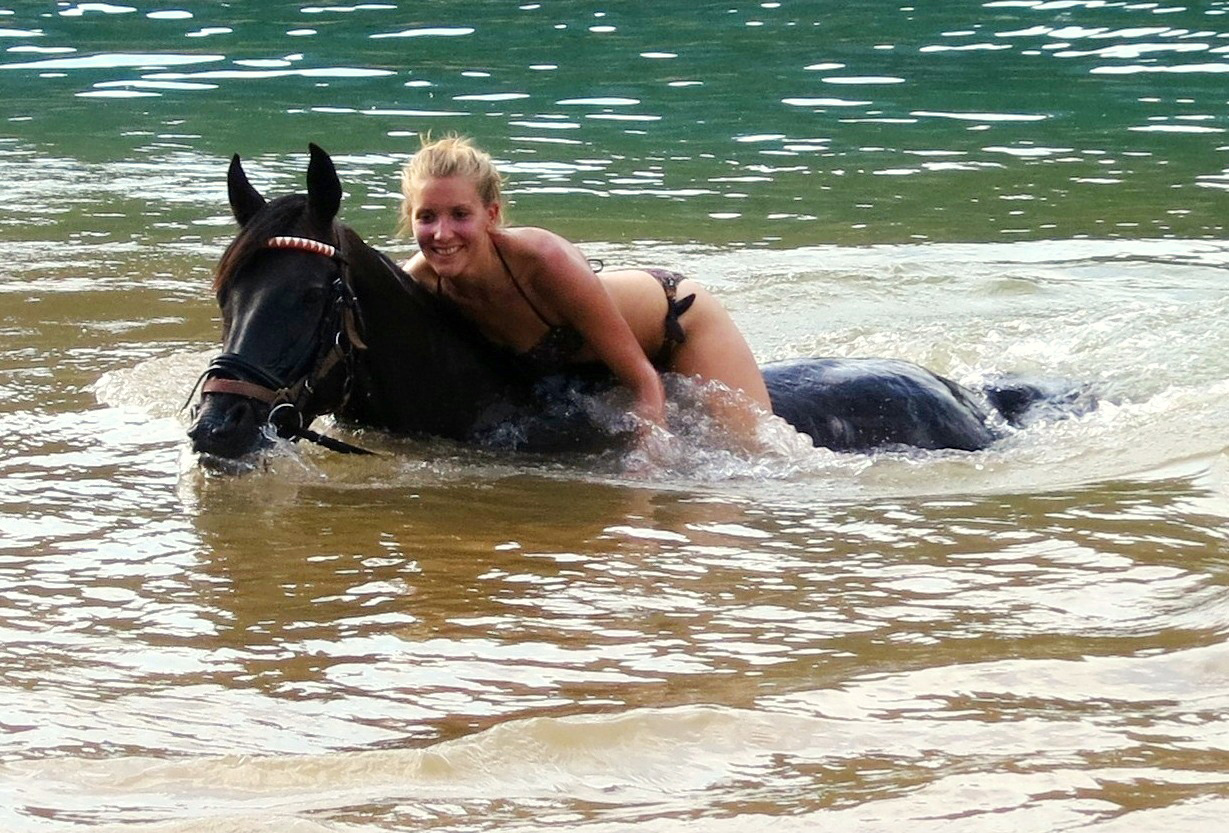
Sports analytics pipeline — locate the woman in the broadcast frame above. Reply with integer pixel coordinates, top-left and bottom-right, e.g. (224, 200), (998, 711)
(399, 135), (771, 434)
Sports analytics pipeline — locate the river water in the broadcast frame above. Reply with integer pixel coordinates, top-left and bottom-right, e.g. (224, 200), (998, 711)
(2, 2), (1229, 831)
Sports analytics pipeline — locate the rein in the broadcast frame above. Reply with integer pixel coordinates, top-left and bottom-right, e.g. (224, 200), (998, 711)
(189, 234), (376, 456)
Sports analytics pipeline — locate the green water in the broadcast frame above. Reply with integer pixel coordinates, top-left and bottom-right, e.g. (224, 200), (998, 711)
(2, 0), (1227, 245)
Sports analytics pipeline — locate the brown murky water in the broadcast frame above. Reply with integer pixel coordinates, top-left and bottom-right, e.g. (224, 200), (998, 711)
(4, 234), (1228, 831)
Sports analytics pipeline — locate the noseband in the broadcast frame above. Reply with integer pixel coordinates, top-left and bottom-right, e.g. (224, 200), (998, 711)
(190, 234), (374, 456)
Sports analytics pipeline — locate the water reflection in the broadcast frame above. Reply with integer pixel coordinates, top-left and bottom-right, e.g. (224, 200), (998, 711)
(2, 466), (1227, 826)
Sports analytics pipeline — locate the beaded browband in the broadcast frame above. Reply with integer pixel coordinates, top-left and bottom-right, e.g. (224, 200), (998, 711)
(266, 235), (338, 258)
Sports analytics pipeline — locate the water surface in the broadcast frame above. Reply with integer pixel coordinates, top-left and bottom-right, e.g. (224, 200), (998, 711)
(2, 2), (1228, 831)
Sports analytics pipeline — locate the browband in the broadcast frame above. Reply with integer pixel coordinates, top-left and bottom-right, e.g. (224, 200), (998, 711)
(267, 235), (337, 258)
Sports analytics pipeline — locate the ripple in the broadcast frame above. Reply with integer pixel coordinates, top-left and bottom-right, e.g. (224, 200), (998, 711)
(184, 27), (232, 38)
(585, 113), (661, 122)
(453, 93), (530, 101)
(509, 120), (580, 129)
(983, 144), (1076, 157)
(912, 109), (1048, 122)
(1055, 42), (1210, 59)
(821, 75), (906, 84)
(1130, 124), (1225, 133)
(1092, 62), (1229, 74)
(146, 66), (395, 79)
(557, 96), (640, 106)
(93, 79), (217, 91)
(302, 4), (397, 11)
(0, 52), (224, 70)
(76, 89), (161, 98)
(783, 97), (872, 107)
(734, 133), (787, 143)
(360, 106), (466, 116)
(920, 43), (1013, 52)
(370, 27), (475, 39)
(58, 3), (136, 16)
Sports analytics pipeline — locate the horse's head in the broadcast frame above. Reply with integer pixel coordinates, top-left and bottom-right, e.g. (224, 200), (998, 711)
(188, 144), (366, 461)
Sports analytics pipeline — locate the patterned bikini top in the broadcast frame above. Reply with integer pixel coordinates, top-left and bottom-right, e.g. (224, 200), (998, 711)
(436, 244), (695, 377)
(493, 243), (587, 374)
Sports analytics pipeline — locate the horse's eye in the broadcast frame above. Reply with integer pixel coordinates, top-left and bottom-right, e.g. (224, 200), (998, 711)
(302, 286), (327, 306)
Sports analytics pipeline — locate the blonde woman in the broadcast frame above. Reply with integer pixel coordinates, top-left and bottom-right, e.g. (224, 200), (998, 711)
(399, 135), (770, 434)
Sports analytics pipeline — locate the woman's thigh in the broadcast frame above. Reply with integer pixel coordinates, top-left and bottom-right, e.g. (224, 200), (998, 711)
(668, 279), (771, 409)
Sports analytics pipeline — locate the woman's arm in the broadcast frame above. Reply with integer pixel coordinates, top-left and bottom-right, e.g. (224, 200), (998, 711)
(513, 229), (666, 427)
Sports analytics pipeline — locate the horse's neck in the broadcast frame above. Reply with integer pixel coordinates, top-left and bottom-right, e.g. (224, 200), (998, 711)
(338, 228), (524, 435)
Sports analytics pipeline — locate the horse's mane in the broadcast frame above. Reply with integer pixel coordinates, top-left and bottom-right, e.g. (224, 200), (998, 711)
(212, 194), (311, 296)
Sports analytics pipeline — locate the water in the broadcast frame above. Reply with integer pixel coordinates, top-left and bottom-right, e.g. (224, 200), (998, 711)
(2, 2), (1229, 830)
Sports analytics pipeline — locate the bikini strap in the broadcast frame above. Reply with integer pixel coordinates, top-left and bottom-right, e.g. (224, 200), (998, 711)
(493, 241), (556, 328)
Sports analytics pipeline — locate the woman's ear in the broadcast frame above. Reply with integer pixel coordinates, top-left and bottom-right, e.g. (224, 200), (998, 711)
(486, 200), (502, 227)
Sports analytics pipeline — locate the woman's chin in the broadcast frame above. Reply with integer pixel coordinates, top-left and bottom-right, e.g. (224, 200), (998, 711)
(426, 253), (464, 276)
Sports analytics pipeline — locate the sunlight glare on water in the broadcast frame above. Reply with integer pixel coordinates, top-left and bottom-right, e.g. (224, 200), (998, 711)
(1, 1), (1229, 831)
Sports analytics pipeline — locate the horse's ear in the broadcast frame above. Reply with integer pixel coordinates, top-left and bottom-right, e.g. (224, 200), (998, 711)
(227, 154), (266, 227)
(306, 143), (342, 225)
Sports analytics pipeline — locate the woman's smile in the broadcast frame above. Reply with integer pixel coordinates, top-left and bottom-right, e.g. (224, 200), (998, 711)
(410, 175), (499, 277)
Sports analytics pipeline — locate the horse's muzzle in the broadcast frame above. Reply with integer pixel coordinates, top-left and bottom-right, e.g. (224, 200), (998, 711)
(187, 392), (271, 459)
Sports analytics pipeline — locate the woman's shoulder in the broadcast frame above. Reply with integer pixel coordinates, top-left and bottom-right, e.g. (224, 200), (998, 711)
(498, 226), (587, 279)
(498, 225), (567, 253)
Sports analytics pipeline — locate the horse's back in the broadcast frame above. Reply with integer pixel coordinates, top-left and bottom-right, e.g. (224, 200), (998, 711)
(764, 357), (998, 452)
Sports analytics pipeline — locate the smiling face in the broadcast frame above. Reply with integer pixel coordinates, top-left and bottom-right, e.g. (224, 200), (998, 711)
(409, 175), (501, 279)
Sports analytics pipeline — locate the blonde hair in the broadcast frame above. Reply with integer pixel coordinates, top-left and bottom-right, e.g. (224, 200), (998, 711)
(399, 134), (504, 233)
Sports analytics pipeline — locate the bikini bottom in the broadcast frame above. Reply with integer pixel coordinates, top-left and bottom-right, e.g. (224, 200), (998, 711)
(644, 268), (695, 367)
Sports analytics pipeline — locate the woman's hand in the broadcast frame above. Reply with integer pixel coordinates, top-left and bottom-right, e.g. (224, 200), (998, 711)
(631, 368), (667, 427)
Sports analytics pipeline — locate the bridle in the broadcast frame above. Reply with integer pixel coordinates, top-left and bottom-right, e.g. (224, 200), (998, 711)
(188, 234), (375, 456)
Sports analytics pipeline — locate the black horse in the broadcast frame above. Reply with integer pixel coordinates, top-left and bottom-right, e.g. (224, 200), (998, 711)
(188, 145), (1090, 462)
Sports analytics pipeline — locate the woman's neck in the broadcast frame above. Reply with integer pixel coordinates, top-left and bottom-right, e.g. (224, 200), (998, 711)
(437, 235), (507, 301)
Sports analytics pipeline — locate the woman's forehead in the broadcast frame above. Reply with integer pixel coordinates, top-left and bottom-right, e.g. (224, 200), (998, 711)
(411, 175), (485, 205)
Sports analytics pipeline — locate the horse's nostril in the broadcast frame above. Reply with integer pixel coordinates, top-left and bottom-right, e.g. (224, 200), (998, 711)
(188, 394), (268, 458)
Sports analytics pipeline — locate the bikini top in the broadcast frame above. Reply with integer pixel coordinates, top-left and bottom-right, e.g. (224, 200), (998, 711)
(431, 245), (694, 377)
(493, 243), (588, 374)
(509, 263), (697, 375)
